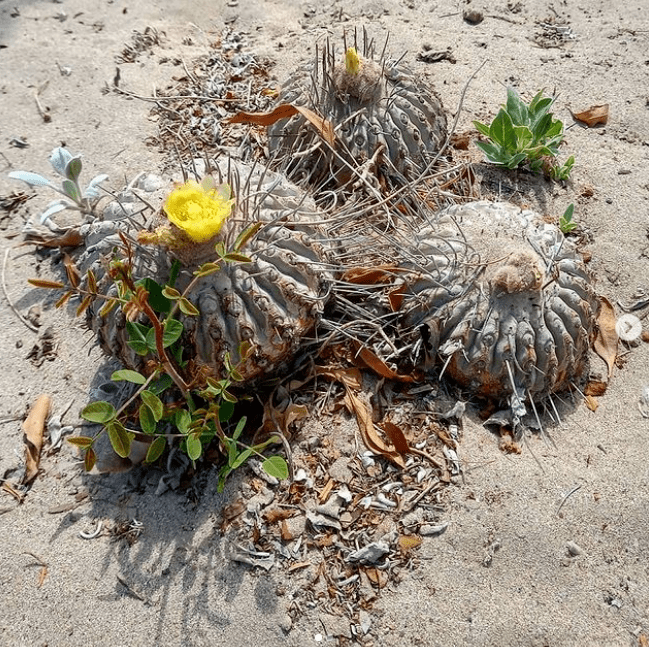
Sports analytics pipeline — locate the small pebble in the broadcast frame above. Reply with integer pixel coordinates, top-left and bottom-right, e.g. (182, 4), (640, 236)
(463, 8), (484, 24)
(566, 540), (585, 556)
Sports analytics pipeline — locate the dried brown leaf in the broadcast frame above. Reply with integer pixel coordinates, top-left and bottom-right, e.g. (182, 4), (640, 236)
(264, 508), (295, 523)
(23, 228), (83, 248)
(381, 421), (410, 454)
(288, 561), (311, 572)
(388, 285), (405, 312)
(570, 104), (609, 127)
(594, 296), (618, 379)
(398, 535), (422, 552)
(37, 566), (48, 588)
(315, 366), (363, 390)
(28, 279), (65, 290)
(341, 265), (399, 284)
(22, 394), (51, 485)
(352, 342), (415, 383)
(365, 567), (389, 588)
(342, 388), (406, 468)
(228, 103), (335, 146)
(63, 253), (80, 288)
(319, 478), (335, 503)
(585, 395), (599, 412)
(585, 381), (608, 397)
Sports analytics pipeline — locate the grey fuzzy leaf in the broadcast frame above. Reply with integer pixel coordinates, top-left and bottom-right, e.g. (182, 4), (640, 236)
(8, 171), (52, 188)
(49, 147), (73, 176)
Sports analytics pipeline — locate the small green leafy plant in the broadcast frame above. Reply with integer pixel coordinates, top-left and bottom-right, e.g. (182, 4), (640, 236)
(473, 88), (575, 180)
(9, 147), (108, 227)
(559, 203), (577, 234)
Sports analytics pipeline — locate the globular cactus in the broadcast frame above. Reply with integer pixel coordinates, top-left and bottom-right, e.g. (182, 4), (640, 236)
(406, 201), (599, 406)
(268, 33), (447, 192)
(76, 159), (333, 383)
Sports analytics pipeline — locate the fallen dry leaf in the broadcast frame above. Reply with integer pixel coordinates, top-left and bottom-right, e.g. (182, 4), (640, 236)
(228, 103), (335, 146)
(585, 395), (599, 412)
(22, 394), (51, 485)
(22, 228), (84, 248)
(593, 296), (618, 379)
(570, 103), (609, 127)
(398, 535), (422, 552)
(340, 265), (399, 284)
(388, 285), (406, 312)
(342, 388), (406, 468)
(365, 567), (389, 588)
(264, 507), (295, 523)
(63, 253), (81, 288)
(351, 342), (415, 383)
(380, 420), (410, 455)
(37, 566), (48, 588)
(319, 478), (335, 503)
(585, 381), (608, 397)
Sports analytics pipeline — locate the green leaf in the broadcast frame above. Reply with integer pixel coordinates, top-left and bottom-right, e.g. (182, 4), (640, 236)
(218, 400), (235, 423)
(139, 403), (156, 434)
(233, 416), (247, 441)
(111, 369), (147, 384)
(231, 447), (253, 470)
(542, 118), (564, 141)
(223, 252), (253, 264)
(562, 203), (575, 221)
(137, 277), (171, 313)
(233, 222), (262, 252)
(140, 390), (164, 421)
(505, 87), (528, 126)
(178, 297), (199, 316)
(175, 409), (191, 434)
(168, 259), (180, 288)
(193, 262), (221, 277)
(226, 436), (238, 466)
(126, 321), (151, 356)
(531, 113), (553, 141)
(61, 179), (80, 203)
(81, 401), (116, 424)
(145, 436), (166, 463)
(162, 319), (183, 348)
(107, 421), (134, 458)
(67, 436), (94, 449)
(261, 455), (289, 481)
(84, 447), (97, 472)
(150, 374), (173, 396)
(186, 433), (203, 461)
(489, 109), (516, 150)
(530, 95), (553, 118)
(472, 120), (491, 138)
(475, 140), (510, 165)
(161, 286), (181, 300)
(214, 241), (227, 259)
(505, 152), (528, 169)
(513, 125), (533, 152)
(221, 389), (238, 404)
(143, 327), (157, 355)
(65, 157), (83, 183)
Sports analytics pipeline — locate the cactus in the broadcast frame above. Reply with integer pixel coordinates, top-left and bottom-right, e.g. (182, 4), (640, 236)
(77, 159), (333, 383)
(268, 34), (447, 193)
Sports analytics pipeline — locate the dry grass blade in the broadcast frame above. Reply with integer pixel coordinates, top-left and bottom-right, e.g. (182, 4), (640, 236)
(352, 341), (415, 383)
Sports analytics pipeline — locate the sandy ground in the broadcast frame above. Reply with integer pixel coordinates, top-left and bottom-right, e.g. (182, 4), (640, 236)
(1, 0), (649, 646)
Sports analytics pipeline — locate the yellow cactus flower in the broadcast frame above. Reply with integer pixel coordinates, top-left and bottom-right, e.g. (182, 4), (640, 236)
(345, 47), (362, 75)
(163, 180), (234, 243)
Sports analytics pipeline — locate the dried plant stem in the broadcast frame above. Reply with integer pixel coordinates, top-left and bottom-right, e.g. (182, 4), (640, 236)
(2, 248), (39, 333)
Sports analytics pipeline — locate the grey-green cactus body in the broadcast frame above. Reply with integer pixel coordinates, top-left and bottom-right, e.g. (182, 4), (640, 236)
(408, 202), (599, 401)
(78, 161), (333, 382)
(268, 41), (447, 191)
